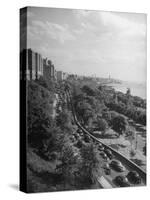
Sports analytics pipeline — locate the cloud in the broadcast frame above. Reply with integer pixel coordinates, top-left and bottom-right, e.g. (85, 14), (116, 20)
(29, 20), (76, 44)
(73, 10), (146, 39)
(27, 8), (146, 82)
(46, 22), (76, 43)
(99, 12), (146, 38)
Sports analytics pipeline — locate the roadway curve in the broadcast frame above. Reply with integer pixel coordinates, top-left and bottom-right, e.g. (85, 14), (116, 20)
(65, 88), (146, 184)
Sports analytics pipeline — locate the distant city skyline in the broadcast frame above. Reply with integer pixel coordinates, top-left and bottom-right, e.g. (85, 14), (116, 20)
(26, 7), (147, 83)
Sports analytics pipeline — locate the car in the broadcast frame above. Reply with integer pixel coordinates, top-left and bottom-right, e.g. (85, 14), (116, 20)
(103, 163), (110, 169)
(110, 160), (125, 172)
(73, 133), (78, 139)
(127, 171), (141, 184)
(84, 135), (91, 143)
(70, 136), (76, 143)
(77, 129), (83, 134)
(104, 149), (113, 159)
(98, 143), (103, 148)
(114, 175), (130, 187)
(103, 163), (111, 175)
(98, 144), (105, 151)
(99, 152), (108, 160)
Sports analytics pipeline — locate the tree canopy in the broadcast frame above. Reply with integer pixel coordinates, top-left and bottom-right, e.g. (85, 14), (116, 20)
(111, 115), (128, 136)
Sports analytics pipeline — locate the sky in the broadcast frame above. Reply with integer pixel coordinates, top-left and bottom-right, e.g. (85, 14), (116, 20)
(26, 7), (147, 83)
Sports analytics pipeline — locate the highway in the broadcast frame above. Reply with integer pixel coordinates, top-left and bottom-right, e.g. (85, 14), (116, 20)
(65, 87), (146, 188)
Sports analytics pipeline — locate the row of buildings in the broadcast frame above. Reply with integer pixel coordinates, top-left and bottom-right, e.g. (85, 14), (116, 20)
(20, 48), (68, 82)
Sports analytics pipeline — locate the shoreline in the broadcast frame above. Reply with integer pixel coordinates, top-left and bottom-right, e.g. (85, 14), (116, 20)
(103, 82), (146, 100)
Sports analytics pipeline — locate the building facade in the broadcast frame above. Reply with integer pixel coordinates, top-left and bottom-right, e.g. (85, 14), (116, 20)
(43, 58), (56, 80)
(57, 71), (63, 81)
(20, 48), (43, 80)
(35, 52), (43, 80)
(57, 71), (68, 81)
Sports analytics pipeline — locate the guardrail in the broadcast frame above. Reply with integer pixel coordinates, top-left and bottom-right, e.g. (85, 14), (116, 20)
(65, 89), (146, 183)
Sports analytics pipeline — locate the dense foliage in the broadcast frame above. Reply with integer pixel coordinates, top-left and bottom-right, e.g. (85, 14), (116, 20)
(27, 78), (101, 192)
(26, 76), (146, 192)
(71, 80), (146, 141)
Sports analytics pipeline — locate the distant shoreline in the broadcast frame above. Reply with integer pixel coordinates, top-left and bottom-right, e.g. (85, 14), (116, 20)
(104, 82), (146, 100)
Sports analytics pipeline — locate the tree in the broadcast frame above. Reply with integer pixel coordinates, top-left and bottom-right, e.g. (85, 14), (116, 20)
(81, 85), (95, 96)
(36, 76), (55, 92)
(102, 110), (113, 125)
(98, 85), (104, 91)
(56, 143), (81, 186)
(76, 143), (100, 187)
(96, 118), (108, 134)
(76, 101), (94, 126)
(56, 109), (73, 131)
(126, 88), (131, 96)
(111, 115), (128, 136)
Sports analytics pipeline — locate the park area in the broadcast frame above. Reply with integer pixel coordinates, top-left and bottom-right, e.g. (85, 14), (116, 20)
(93, 124), (146, 172)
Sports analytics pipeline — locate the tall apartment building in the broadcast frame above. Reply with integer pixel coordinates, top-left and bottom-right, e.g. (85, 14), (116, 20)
(50, 64), (55, 78)
(54, 69), (57, 81)
(20, 48), (43, 80)
(43, 58), (50, 79)
(35, 53), (43, 79)
(63, 72), (68, 80)
(57, 71), (68, 81)
(57, 71), (63, 81)
(43, 59), (55, 80)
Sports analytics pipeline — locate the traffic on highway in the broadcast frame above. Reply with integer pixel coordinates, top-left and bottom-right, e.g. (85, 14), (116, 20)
(65, 87), (146, 188)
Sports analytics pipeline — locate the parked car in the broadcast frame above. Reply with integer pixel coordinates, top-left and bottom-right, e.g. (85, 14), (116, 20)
(98, 144), (105, 151)
(77, 129), (83, 134)
(114, 175), (130, 187)
(70, 135), (76, 143)
(84, 135), (91, 143)
(127, 171), (141, 184)
(104, 149), (113, 159)
(99, 152), (108, 160)
(103, 163), (111, 175)
(110, 160), (125, 172)
(103, 163), (110, 169)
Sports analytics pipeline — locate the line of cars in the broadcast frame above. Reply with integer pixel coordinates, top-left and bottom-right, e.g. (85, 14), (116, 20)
(67, 89), (145, 189)
(113, 171), (141, 187)
(98, 143), (142, 187)
(76, 128), (142, 188)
